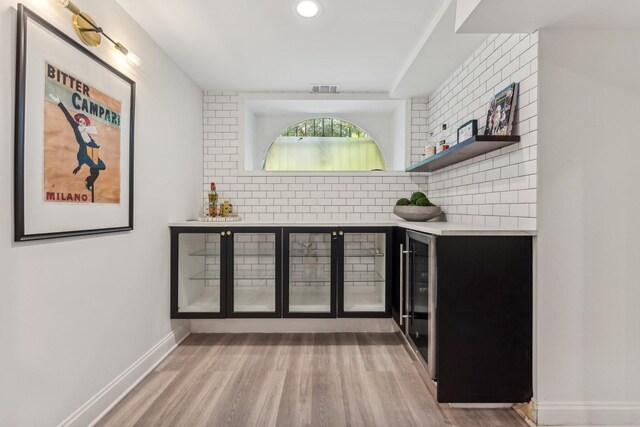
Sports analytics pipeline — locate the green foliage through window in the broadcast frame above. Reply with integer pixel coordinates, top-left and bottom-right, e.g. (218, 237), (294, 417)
(263, 118), (387, 171)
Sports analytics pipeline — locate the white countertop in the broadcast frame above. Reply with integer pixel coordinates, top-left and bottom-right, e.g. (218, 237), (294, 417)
(169, 219), (536, 236)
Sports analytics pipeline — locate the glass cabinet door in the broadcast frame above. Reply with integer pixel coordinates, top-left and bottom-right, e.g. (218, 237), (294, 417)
(341, 232), (387, 314)
(229, 231), (280, 316)
(285, 231), (335, 316)
(176, 233), (224, 316)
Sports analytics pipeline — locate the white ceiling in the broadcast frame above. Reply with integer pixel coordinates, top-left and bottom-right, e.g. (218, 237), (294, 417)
(390, 0), (487, 98)
(245, 98), (404, 115)
(456, 0), (640, 33)
(114, 0), (446, 92)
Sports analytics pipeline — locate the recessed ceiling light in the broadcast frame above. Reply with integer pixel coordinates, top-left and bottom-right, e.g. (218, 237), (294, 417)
(295, 0), (321, 19)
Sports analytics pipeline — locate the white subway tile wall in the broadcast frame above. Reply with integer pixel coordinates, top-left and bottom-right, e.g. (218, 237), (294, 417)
(202, 34), (537, 228)
(202, 93), (428, 221)
(411, 33), (538, 230)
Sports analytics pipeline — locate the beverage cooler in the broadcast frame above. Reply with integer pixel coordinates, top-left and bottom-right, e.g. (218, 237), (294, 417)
(400, 230), (437, 379)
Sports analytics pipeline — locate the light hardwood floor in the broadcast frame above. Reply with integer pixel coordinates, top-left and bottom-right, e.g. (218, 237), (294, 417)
(98, 333), (529, 427)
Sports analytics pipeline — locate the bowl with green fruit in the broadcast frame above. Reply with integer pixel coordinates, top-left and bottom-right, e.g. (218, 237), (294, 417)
(393, 192), (442, 221)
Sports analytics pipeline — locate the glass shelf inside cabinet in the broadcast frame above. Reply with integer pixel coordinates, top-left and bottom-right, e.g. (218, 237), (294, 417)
(189, 248), (274, 257)
(289, 271), (331, 283)
(190, 270), (220, 280)
(288, 271), (385, 283)
(189, 248), (217, 256)
(191, 270), (276, 281)
(234, 271), (276, 280)
(289, 249), (385, 258)
(343, 272), (386, 282)
(344, 248), (384, 257)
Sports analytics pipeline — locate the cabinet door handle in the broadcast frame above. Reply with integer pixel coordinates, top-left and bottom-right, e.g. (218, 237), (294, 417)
(226, 231), (232, 236)
(220, 231), (225, 237)
(332, 231), (337, 236)
(399, 243), (404, 326)
(338, 231), (344, 236)
(404, 247), (411, 336)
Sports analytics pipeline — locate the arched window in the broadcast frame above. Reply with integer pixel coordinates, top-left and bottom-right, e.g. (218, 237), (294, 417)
(262, 118), (387, 171)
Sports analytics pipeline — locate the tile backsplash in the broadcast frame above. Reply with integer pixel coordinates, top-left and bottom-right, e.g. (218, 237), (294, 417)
(202, 34), (537, 229)
(411, 33), (538, 230)
(202, 93), (428, 222)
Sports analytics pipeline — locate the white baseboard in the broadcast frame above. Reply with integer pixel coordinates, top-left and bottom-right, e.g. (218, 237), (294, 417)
(190, 317), (397, 333)
(448, 403), (514, 409)
(536, 401), (640, 426)
(58, 326), (190, 427)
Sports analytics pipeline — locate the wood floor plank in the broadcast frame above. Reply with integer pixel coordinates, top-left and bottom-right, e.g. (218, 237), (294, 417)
(311, 369), (347, 427)
(177, 371), (233, 427)
(274, 364), (314, 426)
(100, 332), (530, 427)
(339, 365), (378, 427)
(243, 369), (287, 427)
(96, 371), (178, 427)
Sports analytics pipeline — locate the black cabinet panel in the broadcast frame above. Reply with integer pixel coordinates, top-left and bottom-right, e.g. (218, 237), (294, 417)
(436, 236), (532, 403)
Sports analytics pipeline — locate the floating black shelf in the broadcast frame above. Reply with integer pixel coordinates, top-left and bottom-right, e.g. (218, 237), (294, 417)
(406, 135), (521, 173)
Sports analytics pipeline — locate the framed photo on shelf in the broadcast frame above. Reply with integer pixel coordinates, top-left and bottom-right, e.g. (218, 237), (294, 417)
(457, 119), (477, 143)
(14, 5), (135, 241)
(484, 82), (519, 136)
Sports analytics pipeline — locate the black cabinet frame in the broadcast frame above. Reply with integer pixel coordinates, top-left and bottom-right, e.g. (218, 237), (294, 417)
(227, 227), (282, 319)
(337, 226), (392, 318)
(170, 226), (282, 319)
(283, 226), (392, 318)
(283, 227), (337, 318)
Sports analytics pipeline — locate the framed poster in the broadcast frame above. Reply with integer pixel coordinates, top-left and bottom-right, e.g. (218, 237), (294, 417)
(15, 5), (135, 241)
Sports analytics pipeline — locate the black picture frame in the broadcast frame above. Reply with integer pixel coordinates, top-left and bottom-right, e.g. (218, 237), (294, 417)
(483, 82), (519, 136)
(457, 119), (478, 144)
(14, 4), (135, 241)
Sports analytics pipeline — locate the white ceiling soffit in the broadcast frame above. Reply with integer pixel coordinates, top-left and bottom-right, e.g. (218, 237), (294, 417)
(456, 0), (640, 33)
(114, 0), (447, 93)
(389, 0), (488, 99)
(246, 99), (404, 115)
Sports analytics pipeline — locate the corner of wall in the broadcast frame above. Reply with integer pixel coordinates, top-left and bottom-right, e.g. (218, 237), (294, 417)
(60, 326), (190, 427)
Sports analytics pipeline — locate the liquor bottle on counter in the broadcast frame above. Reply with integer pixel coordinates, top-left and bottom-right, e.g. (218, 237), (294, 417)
(208, 182), (218, 217)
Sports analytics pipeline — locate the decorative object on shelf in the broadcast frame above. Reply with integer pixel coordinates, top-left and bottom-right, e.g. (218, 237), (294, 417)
(424, 145), (436, 157)
(196, 216), (241, 222)
(53, 0), (141, 67)
(14, 5), (135, 241)
(393, 206), (442, 222)
(393, 192), (442, 221)
(221, 200), (234, 217)
(437, 141), (449, 153)
(208, 182), (218, 217)
(457, 119), (478, 143)
(484, 83), (519, 136)
(420, 132), (437, 160)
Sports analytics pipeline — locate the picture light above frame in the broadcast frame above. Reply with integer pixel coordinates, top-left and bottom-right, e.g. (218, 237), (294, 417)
(53, 0), (141, 67)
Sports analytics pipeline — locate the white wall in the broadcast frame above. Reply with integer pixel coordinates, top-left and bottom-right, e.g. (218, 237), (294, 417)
(536, 29), (640, 425)
(0, 1), (201, 425)
(411, 33), (538, 230)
